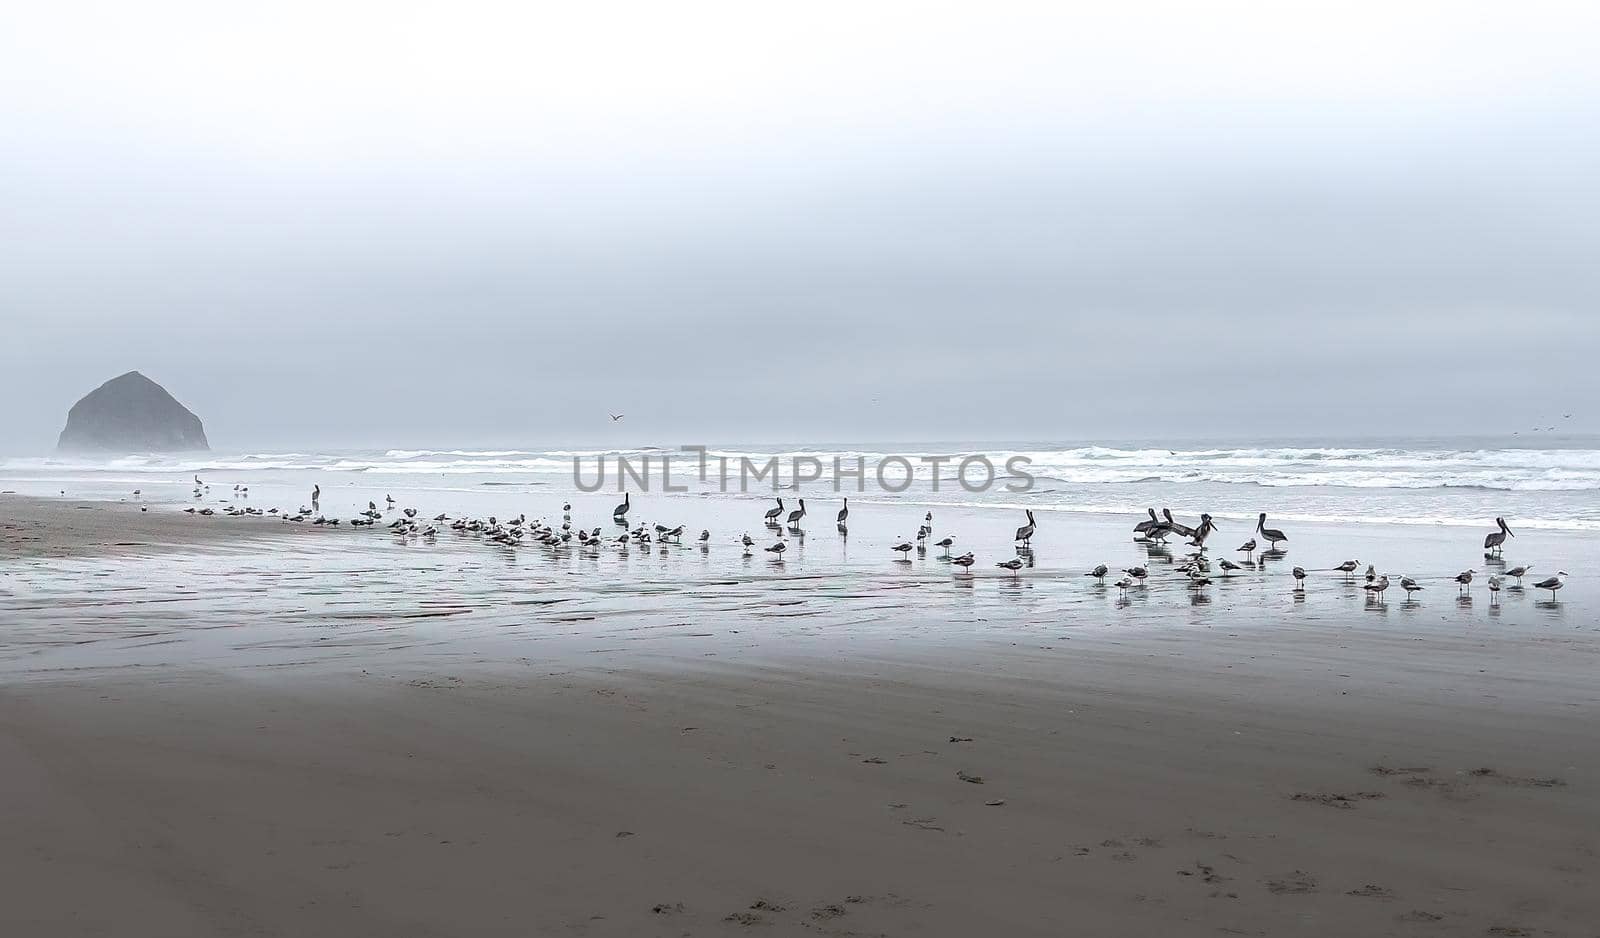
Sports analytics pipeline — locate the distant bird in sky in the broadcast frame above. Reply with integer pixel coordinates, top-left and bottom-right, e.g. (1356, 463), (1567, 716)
(609, 413), (624, 422)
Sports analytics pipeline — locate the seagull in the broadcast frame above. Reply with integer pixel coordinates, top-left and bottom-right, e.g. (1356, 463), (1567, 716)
(996, 557), (1024, 576)
(1256, 513), (1289, 549)
(1013, 510), (1036, 547)
(1487, 575), (1503, 602)
(935, 536), (955, 556)
(741, 532), (756, 550)
(764, 498), (785, 526)
(1454, 570), (1475, 593)
(1530, 571), (1567, 599)
(1113, 576), (1135, 594)
(1333, 560), (1360, 580)
(1123, 566), (1148, 582)
(1363, 574), (1390, 601)
(1086, 563), (1108, 580)
(764, 539), (787, 560)
(609, 413), (624, 422)
(1219, 558), (1241, 575)
(1400, 576), (1423, 598)
(1364, 564), (1377, 585)
(1504, 564), (1532, 585)
(699, 529), (710, 543)
(1292, 566), (1306, 590)
(1483, 517), (1513, 555)
(892, 541), (914, 558)
(951, 551), (975, 572)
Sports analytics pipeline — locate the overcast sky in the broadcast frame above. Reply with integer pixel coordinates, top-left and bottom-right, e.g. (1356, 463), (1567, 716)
(3, 1), (1598, 451)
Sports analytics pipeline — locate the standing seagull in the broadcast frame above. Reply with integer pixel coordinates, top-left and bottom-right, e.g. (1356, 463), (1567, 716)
(1487, 575), (1503, 603)
(996, 557), (1024, 577)
(1483, 517), (1514, 555)
(1363, 574), (1390, 602)
(1504, 564), (1532, 585)
(1453, 570), (1475, 593)
(1236, 538), (1257, 556)
(1531, 571), (1568, 599)
(1256, 513), (1289, 550)
(1333, 560), (1360, 580)
(1291, 566), (1307, 591)
(951, 552), (975, 572)
(1086, 563), (1109, 580)
(1400, 576), (1423, 599)
(1013, 510), (1036, 548)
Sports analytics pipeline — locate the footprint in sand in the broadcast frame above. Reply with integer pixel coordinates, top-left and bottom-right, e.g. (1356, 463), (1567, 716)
(1263, 870), (1317, 895)
(1289, 791), (1385, 809)
(1345, 884), (1394, 899)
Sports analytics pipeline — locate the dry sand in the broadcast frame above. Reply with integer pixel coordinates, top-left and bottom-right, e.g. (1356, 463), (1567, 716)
(2, 499), (1598, 936)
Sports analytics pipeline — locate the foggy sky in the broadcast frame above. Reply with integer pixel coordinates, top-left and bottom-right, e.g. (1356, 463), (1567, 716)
(4, 2), (1599, 451)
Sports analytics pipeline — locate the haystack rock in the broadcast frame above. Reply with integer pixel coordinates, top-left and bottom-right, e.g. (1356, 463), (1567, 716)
(56, 371), (210, 453)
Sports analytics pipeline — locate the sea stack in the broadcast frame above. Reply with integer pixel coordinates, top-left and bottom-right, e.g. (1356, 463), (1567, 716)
(56, 371), (210, 453)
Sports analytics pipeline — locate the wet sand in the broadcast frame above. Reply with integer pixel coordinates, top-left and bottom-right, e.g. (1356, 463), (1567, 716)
(3, 498), (1598, 936)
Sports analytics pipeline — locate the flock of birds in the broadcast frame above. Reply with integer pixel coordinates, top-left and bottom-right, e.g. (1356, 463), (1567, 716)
(174, 476), (1570, 603)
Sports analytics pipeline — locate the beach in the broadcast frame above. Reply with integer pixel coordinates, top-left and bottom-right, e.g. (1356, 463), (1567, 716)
(2, 494), (1597, 936)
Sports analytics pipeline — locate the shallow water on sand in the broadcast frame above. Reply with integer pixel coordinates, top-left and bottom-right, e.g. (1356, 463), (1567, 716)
(2, 496), (1590, 681)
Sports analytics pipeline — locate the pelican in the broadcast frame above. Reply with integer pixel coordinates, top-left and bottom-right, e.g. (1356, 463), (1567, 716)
(1400, 576), (1423, 598)
(1333, 560), (1360, 580)
(1363, 574), (1390, 601)
(1086, 563), (1109, 580)
(996, 557), (1024, 576)
(951, 552), (975, 572)
(1453, 570), (1474, 593)
(787, 499), (807, 526)
(1504, 564), (1532, 585)
(1134, 508), (1159, 537)
(836, 499), (849, 525)
(1236, 538), (1256, 555)
(1013, 510), (1036, 547)
(613, 492), (631, 520)
(1531, 571), (1567, 599)
(1291, 566), (1306, 590)
(1483, 517), (1514, 555)
(764, 498), (785, 525)
(764, 539), (787, 560)
(1163, 509), (1196, 539)
(1256, 513), (1288, 549)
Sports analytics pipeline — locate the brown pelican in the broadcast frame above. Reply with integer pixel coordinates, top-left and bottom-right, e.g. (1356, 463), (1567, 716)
(1013, 510), (1036, 547)
(836, 499), (849, 525)
(1483, 517), (1513, 555)
(613, 492), (630, 521)
(1163, 509), (1196, 539)
(786, 499), (806, 526)
(764, 498), (785, 525)
(1531, 571), (1567, 599)
(1256, 513), (1288, 549)
(1134, 508), (1159, 536)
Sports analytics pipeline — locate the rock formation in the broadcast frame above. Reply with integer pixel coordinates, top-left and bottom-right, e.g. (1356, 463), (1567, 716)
(56, 371), (210, 453)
